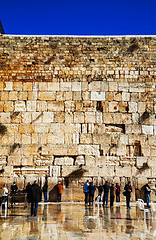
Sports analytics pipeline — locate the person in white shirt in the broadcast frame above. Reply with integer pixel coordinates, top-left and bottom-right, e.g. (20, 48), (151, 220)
(3, 184), (8, 206)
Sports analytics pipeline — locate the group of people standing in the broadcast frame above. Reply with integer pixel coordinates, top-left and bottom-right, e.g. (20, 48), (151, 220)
(83, 180), (132, 209)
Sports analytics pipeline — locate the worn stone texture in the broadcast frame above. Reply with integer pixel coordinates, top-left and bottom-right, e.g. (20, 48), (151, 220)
(0, 35), (156, 201)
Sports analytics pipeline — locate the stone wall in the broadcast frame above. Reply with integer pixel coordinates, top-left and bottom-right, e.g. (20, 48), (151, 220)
(0, 35), (156, 201)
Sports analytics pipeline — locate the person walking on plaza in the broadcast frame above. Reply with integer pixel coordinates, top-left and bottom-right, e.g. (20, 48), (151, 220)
(110, 183), (115, 207)
(57, 182), (63, 202)
(124, 181), (132, 209)
(88, 182), (96, 206)
(116, 183), (120, 202)
(83, 180), (89, 205)
(103, 181), (109, 207)
(30, 180), (42, 216)
(43, 181), (48, 202)
(145, 183), (151, 208)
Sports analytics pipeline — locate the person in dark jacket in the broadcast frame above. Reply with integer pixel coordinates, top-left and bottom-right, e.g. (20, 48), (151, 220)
(30, 180), (42, 216)
(124, 181), (132, 209)
(103, 181), (109, 207)
(43, 181), (48, 202)
(88, 182), (96, 206)
(116, 183), (120, 202)
(110, 183), (115, 207)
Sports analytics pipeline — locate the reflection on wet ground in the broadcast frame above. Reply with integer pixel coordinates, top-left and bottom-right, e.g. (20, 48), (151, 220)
(0, 202), (156, 239)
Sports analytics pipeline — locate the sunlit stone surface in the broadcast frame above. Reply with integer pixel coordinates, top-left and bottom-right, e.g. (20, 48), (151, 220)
(0, 202), (155, 239)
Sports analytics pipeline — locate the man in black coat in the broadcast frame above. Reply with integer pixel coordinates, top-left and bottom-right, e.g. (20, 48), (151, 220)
(30, 180), (42, 216)
(124, 181), (132, 209)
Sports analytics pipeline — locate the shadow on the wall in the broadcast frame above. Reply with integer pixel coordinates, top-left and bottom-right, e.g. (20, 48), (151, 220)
(49, 184), (58, 202)
(135, 185), (146, 202)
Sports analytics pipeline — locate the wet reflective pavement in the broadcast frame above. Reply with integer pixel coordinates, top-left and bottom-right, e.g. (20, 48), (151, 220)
(0, 202), (156, 240)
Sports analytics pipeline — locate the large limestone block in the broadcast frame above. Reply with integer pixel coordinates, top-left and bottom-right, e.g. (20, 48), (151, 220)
(26, 101), (36, 111)
(148, 157), (156, 167)
(49, 166), (61, 177)
(61, 166), (79, 177)
(1, 134), (14, 145)
(38, 92), (56, 100)
(132, 166), (151, 178)
(65, 133), (72, 144)
(151, 166), (156, 177)
(8, 156), (21, 166)
(73, 91), (81, 100)
(65, 101), (75, 112)
(74, 112), (84, 123)
(4, 82), (13, 91)
(3, 166), (13, 176)
(34, 124), (49, 133)
(48, 101), (64, 111)
(39, 82), (48, 91)
(0, 112), (11, 123)
(22, 134), (31, 144)
(89, 81), (101, 91)
(142, 125), (154, 135)
(109, 102), (119, 112)
(23, 145), (39, 155)
(48, 82), (59, 91)
(65, 112), (74, 123)
(60, 82), (71, 91)
(0, 82), (3, 91)
(109, 82), (118, 91)
(78, 145), (99, 155)
(48, 145), (68, 155)
(54, 112), (65, 123)
(15, 101), (26, 112)
(43, 112), (54, 123)
(72, 82), (81, 91)
(67, 145), (79, 155)
(129, 102), (137, 113)
(85, 155), (96, 165)
(136, 157), (148, 168)
(21, 156), (33, 166)
(36, 101), (47, 111)
(9, 91), (18, 101)
(103, 113), (114, 124)
(82, 166), (98, 177)
(122, 92), (130, 101)
(91, 92), (105, 101)
(80, 134), (93, 144)
(49, 123), (61, 133)
(98, 165), (115, 177)
(60, 124), (75, 133)
(0, 156), (7, 166)
(96, 156), (107, 165)
(28, 91), (38, 100)
(54, 157), (74, 166)
(23, 82), (32, 91)
(115, 166), (132, 177)
(150, 147), (156, 156)
(18, 92), (28, 100)
(117, 144), (126, 156)
(1, 92), (9, 101)
(47, 133), (64, 144)
(72, 133), (79, 144)
(148, 136), (156, 146)
(0, 146), (9, 156)
(21, 112), (32, 124)
(32, 112), (43, 124)
(93, 134), (111, 145)
(85, 112), (95, 123)
(75, 156), (85, 166)
(19, 124), (34, 134)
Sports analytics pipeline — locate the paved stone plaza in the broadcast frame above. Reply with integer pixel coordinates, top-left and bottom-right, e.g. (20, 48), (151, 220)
(0, 202), (156, 239)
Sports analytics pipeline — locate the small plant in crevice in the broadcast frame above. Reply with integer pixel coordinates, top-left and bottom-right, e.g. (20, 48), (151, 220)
(0, 168), (4, 174)
(0, 124), (7, 136)
(10, 143), (21, 154)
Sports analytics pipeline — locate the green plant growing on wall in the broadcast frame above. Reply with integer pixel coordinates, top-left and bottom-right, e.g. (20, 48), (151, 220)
(10, 143), (21, 154)
(0, 168), (4, 174)
(0, 124), (7, 136)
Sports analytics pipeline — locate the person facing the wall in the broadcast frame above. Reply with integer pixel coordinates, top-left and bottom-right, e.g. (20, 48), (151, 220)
(124, 181), (132, 209)
(110, 182), (115, 207)
(57, 182), (63, 202)
(116, 183), (120, 202)
(43, 181), (48, 202)
(30, 180), (42, 217)
(88, 182), (96, 206)
(103, 181), (109, 207)
(83, 180), (89, 205)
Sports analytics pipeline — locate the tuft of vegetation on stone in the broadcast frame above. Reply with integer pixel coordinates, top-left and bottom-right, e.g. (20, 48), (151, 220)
(0, 124), (7, 136)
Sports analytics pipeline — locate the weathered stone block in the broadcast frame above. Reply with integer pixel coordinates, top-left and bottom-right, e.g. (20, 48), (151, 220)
(22, 134), (31, 144)
(74, 112), (84, 123)
(115, 166), (132, 177)
(60, 82), (71, 91)
(48, 82), (59, 91)
(23, 82), (32, 91)
(91, 92), (105, 101)
(72, 82), (81, 91)
(38, 92), (56, 100)
(54, 112), (65, 123)
(47, 133), (64, 144)
(43, 112), (54, 123)
(26, 101), (36, 111)
(49, 166), (61, 177)
(142, 125), (153, 135)
(4, 82), (13, 91)
(98, 165), (115, 177)
(8, 156), (21, 166)
(19, 124), (34, 134)
(78, 145), (99, 155)
(80, 134), (92, 144)
(15, 101), (26, 112)
(48, 101), (64, 111)
(18, 92), (28, 100)
(89, 81), (101, 91)
(21, 156), (33, 166)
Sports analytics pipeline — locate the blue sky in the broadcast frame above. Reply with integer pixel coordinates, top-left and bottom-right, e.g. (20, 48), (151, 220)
(1, 0), (156, 35)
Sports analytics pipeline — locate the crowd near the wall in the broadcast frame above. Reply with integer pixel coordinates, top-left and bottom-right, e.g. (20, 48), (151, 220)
(0, 179), (151, 217)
